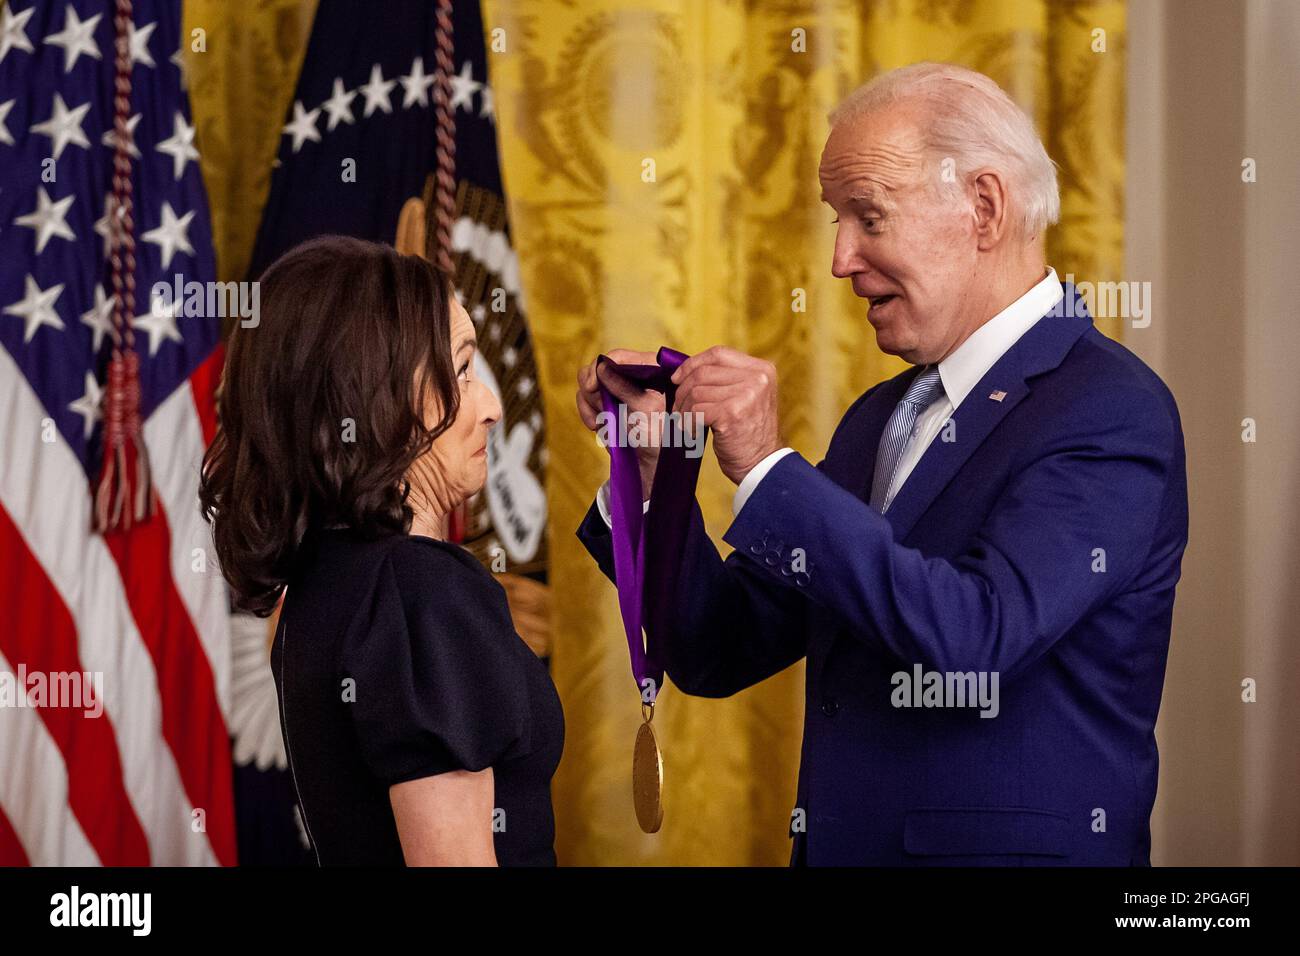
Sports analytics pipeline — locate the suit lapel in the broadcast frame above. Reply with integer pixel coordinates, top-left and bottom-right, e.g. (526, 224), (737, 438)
(811, 287), (1092, 688)
(883, 292), (1094, 542)
(881, 378), (1029, 540)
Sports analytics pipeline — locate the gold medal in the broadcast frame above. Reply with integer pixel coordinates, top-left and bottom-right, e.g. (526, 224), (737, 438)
(632, 703), (664, 833)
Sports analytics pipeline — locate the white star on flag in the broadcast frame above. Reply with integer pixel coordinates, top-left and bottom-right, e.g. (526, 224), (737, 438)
(0, 5), (35, 65)
(80, 285), (115, 351)
(44, 6), (102, 73)
(101, 112), (143, 158)
(400, 57), (436, 108)
(14, 186), (77, 253)
(128, 20), (157, 68)
(142, 201), (195, 268)
(322, 78), (356, 131)
(448, 61), (480, 112)
(479, 84), (495, 121)
(0, 98), (14, 146)
(156, 110), (199, 180)
(68, 371), (104, 439)
(282, 100), (321, 152)
(169, 46), (190, 89)
(359, 63), (396, 117)
(93, 194), (121, 257)
(29, 93), (91, 160)
(3, 275), (66, 343)
(132, 295), (183, 356)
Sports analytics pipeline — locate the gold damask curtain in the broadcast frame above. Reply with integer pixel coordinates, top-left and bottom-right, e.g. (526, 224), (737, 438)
(184, 0), (317, 281)
(483, 0), (1124, 866)
(187, 0), (1124, 866)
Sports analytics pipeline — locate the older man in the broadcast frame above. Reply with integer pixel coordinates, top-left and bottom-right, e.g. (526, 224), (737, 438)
(575, 63), (1187, 866)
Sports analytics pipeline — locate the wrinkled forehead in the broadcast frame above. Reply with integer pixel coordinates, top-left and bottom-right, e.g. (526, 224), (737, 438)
(448, 296), (475, 342)
(818, 105), (931, 202)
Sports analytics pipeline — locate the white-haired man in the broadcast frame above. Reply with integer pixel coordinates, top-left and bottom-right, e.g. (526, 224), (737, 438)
(576, 63), (1187, 866)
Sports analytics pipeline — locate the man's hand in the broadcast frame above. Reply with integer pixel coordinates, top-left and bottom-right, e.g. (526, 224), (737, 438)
(672, 346), (783, 486)
(576, 349), (665, 498)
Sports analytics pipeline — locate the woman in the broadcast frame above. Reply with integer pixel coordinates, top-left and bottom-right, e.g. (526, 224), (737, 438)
(199, 235), (564, 866)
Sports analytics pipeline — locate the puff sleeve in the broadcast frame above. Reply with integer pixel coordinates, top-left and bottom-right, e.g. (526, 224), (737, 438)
(338, 537), (533, 787)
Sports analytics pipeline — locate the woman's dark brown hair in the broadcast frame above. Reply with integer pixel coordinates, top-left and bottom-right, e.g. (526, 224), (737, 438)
(199, 234), (460, 615)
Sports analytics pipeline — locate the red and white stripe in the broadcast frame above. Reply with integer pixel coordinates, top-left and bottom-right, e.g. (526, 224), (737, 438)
(0, 342), (235, 866)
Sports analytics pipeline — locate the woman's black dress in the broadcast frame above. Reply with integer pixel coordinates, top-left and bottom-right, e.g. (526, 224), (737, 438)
(270, 527), (564, 866)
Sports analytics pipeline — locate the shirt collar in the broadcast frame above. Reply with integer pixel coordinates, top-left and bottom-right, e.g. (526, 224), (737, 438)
(936, 267), (1063, 411)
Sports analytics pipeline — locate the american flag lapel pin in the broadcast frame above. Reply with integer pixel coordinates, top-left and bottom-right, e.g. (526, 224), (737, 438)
(989, 389), (1007, 402)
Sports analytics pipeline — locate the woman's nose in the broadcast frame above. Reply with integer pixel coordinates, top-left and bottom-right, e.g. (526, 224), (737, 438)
(481, 382), (502, 426)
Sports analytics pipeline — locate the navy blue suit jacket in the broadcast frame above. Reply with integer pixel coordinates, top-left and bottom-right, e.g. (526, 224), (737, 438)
(577, 290), (1188, 865)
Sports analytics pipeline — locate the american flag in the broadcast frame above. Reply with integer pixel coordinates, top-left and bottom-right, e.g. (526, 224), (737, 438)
(0, 0), (234, 864)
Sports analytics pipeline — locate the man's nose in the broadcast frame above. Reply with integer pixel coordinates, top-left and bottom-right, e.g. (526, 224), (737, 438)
(830, 226), (862, 279)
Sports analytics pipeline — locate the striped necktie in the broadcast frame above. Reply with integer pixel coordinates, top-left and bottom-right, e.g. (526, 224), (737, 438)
(869, 365), (945, 513)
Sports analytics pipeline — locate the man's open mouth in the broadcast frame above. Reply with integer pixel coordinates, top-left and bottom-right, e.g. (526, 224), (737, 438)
(868, 294), (898, 308)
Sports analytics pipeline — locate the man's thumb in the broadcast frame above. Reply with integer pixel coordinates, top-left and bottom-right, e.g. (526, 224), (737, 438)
(596, 361), (639, 402)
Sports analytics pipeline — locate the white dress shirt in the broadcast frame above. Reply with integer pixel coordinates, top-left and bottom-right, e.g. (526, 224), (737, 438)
(599, 268), (1064, 526)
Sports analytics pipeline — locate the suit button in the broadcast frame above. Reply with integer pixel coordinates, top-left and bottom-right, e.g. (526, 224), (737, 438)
(820, 698), (839, 717)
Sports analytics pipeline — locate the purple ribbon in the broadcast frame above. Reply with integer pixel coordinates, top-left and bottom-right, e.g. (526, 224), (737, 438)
(597, 347), (707, 702)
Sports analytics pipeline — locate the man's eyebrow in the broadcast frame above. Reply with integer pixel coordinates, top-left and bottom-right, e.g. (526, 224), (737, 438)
(820, 189), (890, 206)
(455, 338), (476, 356)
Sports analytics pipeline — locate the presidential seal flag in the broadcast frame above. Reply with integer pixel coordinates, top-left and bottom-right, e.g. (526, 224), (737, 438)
(0, 0), (233, 865)
(248, 0), (547, 593)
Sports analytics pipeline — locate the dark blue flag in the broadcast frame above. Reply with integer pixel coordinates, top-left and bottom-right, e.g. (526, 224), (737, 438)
(238, 0), (549, 867)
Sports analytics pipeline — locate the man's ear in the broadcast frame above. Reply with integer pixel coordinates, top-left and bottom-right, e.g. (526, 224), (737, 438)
(971, 170), (1009, 249)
